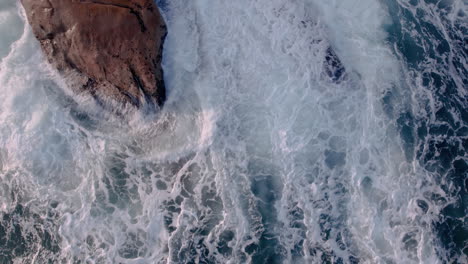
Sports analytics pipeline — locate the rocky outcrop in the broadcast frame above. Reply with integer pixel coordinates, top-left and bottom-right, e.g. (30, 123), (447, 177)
(21, 0), (167, 108)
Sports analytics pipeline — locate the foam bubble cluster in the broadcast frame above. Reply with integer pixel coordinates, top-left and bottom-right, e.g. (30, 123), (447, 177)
(0, 0), (465, 263)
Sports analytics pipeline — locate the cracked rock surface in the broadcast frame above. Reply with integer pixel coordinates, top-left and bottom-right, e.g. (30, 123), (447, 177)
(21, 0), (167, 108)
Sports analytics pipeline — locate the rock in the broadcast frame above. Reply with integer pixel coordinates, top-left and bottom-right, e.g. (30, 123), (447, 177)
(21, 0), (167, 108)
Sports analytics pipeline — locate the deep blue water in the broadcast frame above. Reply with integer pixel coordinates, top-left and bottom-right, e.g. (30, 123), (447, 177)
(384, 0), (467, 261)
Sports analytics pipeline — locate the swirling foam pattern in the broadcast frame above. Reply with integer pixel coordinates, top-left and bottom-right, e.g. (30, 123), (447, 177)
(0, 0), (466, 263)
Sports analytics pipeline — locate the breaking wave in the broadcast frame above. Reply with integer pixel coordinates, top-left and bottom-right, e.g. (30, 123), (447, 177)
(0, 0), (466, 263)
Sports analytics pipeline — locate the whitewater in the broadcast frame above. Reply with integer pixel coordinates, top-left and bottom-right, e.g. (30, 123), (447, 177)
(0, 0), (466, 263)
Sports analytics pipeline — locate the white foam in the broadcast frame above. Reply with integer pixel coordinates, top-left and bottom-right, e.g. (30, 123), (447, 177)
(0, 0), (446, 263)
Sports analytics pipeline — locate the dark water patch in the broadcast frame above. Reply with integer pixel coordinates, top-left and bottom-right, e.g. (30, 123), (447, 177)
(323, 47), (346, 83)
(173, 235), (217, 264)
(382, 89), (396, 118)
(69, 107), (99, 131)
(118, 229), (147, 259)
(287, 203), (307, 261)
(384, 0), (468, 261)
(397, 112), (416, 161)
(163, 198), (182, 234)
(216, 230), (235, 257)
(0, 204), (61, 263)
(385, 1), (426, 67)
(309, 244), (360, 264)
(304, 169), (358, 264)
(249, 174), (285, 264)
(155, 0), (170, 12)
(324, 150), (346, 169)
(103, 152), (134, 209)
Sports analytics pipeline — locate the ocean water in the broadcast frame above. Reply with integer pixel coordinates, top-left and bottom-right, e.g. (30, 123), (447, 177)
(0, 0), (466, 263)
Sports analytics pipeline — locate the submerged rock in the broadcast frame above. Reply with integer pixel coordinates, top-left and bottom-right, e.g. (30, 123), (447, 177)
(21, 0), (167, 108)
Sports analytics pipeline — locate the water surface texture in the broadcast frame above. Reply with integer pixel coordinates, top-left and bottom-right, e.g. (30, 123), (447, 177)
(0, 0), (466, 263)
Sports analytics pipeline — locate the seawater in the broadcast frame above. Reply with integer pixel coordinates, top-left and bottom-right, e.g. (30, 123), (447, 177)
(0, 0), (466, 263)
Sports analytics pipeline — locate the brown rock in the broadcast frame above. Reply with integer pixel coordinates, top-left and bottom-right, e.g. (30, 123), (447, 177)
(21, 0), (167, 108)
